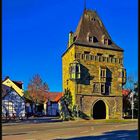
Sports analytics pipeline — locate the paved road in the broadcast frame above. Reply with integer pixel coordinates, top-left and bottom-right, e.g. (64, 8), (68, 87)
(2, 119), (138, 140)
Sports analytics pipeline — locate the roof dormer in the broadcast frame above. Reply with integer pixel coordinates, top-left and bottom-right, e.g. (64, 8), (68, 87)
(101, 35), (112, 45)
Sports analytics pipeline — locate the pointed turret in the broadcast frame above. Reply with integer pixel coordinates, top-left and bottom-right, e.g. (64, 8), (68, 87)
(72, 9), (123, 51)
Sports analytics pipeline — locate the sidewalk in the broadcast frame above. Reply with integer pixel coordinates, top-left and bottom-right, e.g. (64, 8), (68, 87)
(2, 116), (63, 126)
(2, 116), (138, 126)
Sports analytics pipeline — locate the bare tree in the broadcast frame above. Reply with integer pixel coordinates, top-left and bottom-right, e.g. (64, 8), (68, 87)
(27, 74), (49, 108)
(127, 74), (135, 90)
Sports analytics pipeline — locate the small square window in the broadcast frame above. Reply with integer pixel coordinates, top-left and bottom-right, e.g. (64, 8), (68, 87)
(101, 84), (105, 94)
(93, 83), (100, 93)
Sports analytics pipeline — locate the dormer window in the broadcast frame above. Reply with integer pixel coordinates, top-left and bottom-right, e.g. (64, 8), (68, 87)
(103, 39), (112, 45)
(93, 36), (98, 42)
(88, 36), (98, 43)
(108, 39), (112, 45)
(90, 17), (96, 22)
(104, 39), (108, 45)
(101, 35), (112, 45)
(89, 36), (92, 42)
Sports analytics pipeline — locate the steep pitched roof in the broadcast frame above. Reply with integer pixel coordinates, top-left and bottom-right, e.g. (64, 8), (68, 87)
(2, 84), (11, 98)
(2, 84), (23, 98)
(73, 9), (123, 51)
(12, 81), (23, 89)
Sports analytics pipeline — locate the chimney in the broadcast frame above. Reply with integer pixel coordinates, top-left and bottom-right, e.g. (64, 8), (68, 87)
(68, 31), (73, 48)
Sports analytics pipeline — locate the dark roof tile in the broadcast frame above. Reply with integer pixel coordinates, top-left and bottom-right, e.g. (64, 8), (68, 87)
(73, 9), (123, 51)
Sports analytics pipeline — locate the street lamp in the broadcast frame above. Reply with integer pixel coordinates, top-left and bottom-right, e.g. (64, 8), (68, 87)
(130, 91), (134, 120)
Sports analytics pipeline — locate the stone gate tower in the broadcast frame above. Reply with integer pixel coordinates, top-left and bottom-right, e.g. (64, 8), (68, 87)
(62, 9), (126, 119)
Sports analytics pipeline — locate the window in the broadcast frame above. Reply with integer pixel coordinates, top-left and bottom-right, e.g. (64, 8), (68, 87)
(93, 83), (100, 93)
(88, 36), (98, 43)
(103, 57), (106, 62)
(84, 51), (90, 60)
(93, 36), (98, 42)
(69, 62), (81, 80)
(119, 59), (122, 64)
(90, 55), (94, 60)
(119, 59), (121, 64)
(106, 57), (109, 62)
(100, 68), (106, 82)
(100, 69), (106, 78)
(103, 39), (112, 45)
(97, 54), (103, 62)
(91, 17), (96, 21)
(109, 55), (115, 63)
(112, 58), (115, 63)
(105, 84), (110, 95)
(95, 56), (99, 61)
(85, 54), (90, 60)
(114, 58), (117, 63)
(81, 54), (84, 59)
(75, 53), (81, 59)
(99, 56), (102, 62)
(101, 84), (105, 94)
(108, 39), (112, 45)
(118, 68), (126, 78)
(104, 39), (108, 45)
(89, 36), (92, 42)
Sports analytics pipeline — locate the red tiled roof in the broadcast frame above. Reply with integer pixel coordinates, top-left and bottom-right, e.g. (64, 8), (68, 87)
(122, 89), (130, 96)
(46, 92), (64, 102)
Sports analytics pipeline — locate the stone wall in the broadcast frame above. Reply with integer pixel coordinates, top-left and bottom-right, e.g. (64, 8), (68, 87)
(75, 45), (124, 96)
(76, 94), (123, 119)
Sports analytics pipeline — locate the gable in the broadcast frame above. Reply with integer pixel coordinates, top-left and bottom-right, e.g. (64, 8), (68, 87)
(2, 84), (11, 98)
(2, 79), (24, 97)
(3, 90), (24, 101)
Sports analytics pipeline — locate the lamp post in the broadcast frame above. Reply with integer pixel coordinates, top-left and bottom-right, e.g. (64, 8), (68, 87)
(130, 91), (134, 120)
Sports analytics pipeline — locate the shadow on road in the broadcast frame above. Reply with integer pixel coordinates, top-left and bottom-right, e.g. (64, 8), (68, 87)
(54, 129), (138, 140)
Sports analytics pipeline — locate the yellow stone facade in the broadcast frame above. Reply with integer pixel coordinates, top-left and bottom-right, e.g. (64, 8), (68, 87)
(62, 44), (125, 102)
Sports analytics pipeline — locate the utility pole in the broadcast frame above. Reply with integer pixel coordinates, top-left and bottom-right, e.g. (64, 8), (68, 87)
(131, 91), (134, 120)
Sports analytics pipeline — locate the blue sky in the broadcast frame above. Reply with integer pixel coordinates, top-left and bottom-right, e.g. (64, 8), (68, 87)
(2, 0), (138, 91)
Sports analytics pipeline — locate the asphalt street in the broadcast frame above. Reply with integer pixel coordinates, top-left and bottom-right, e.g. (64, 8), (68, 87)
(2, 118), (138, 140)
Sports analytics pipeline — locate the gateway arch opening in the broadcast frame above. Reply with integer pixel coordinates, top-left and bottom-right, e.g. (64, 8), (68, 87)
(93, 100), (106, 119)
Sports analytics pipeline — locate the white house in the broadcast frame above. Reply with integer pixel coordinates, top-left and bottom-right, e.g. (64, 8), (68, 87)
(2, 77), (25, 118)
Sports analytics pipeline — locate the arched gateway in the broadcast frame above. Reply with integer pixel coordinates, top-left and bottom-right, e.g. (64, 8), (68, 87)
(93, 100), (109, 119)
